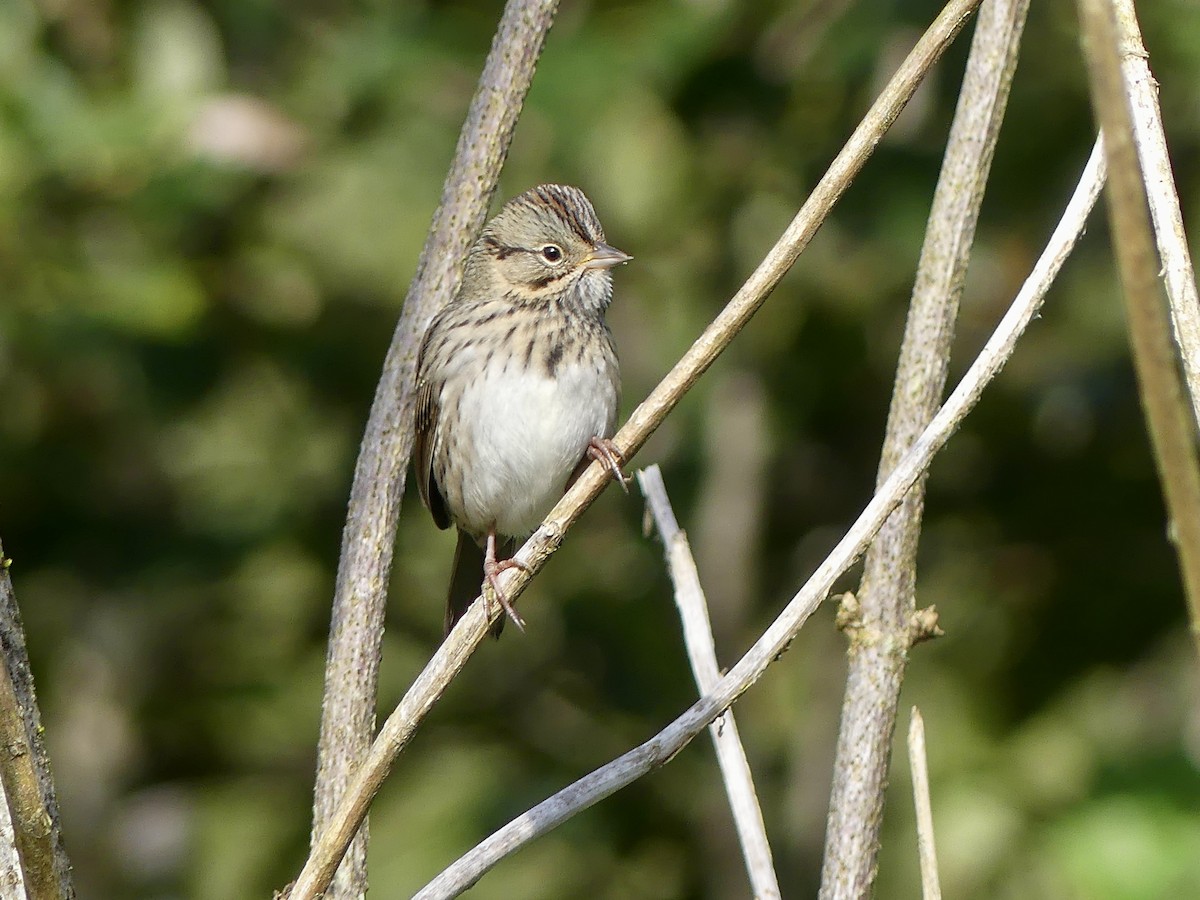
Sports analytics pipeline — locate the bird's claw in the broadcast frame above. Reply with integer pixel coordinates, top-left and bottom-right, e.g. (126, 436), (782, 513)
(588, 437), (630, 493)
(483, 557), (529, 632)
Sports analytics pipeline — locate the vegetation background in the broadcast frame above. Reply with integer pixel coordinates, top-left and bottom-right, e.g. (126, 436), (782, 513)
(3, 0), (1199, 896)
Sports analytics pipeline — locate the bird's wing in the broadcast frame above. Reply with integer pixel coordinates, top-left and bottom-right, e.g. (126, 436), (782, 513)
(413, 326), (451, 530)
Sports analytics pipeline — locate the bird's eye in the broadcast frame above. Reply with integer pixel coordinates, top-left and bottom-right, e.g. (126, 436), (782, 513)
(541, 244), (563, 263)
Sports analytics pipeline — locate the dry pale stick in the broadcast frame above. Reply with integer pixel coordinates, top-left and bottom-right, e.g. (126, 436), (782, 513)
(820, 1), (1029, 895)
(415, 140), (1108, 899)
(638, 465), (781, 900)
(1077, 0), (1200, 652)
(1110, 0), (1200, 430)
(288, 2), (984, 895)
(908, 708), (942, 900)
(310, 2), (559, 897)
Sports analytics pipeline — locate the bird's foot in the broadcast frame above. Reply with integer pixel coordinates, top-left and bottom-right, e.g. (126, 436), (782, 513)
(484, 532), (529, 632)
(588, 437), (630, 493)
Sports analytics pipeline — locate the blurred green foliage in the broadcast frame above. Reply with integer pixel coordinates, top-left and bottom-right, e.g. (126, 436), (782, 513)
(3, 0), (1200, 897)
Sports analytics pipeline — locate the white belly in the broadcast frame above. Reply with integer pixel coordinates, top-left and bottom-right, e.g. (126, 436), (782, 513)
(451, 361), (617, 537)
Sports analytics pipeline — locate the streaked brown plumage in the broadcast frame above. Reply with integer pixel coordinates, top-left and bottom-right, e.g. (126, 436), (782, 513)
(413, 184), (630, 635)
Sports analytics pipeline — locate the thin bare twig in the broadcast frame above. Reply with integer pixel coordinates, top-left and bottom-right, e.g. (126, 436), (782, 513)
(908, 708), (942, 900)
(288, 3), (983, 894)
(0, 544), (73, 900)
(1076, 0), (1200, 653)
(310, 2), (559, 896)
(638, 465), (781, 900)
(1110, 0), (1200, 431)
(415, 141), (1108, 900)
(820, 2), (1029, 895)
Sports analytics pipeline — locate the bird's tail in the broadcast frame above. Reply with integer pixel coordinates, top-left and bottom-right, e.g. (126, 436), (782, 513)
(445, 530), (505, 639)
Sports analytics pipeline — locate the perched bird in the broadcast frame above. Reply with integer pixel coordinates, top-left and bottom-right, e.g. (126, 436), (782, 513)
(413, 184), (631, 636)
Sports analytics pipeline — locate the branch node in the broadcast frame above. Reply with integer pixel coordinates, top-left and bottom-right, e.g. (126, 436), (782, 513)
(834, 591), (863, 634)
(909, 605), (945, 646)
(530, 519), (566, 565)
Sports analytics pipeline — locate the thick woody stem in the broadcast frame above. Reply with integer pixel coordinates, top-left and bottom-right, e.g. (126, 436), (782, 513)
(0, 543), (74, 900)
(310, 2), (559, 897)
(819, 2), (1029, 896)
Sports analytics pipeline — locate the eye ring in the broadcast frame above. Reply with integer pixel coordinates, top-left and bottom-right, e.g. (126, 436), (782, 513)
(540, 244), (563, 263)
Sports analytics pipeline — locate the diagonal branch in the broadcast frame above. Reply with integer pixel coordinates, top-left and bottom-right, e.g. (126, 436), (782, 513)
(310, 2), (560, 897)
(1076, 0), (1200, 653)
(288, 1), (984, 895)
(638, 465), (781, 900)
(820, 2), (1029, 895)
(1109, 0), (1200, 431)
(415, 141), (1107, 899)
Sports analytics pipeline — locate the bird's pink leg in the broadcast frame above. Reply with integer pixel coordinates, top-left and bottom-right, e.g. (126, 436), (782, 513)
(483, 528), (529, 633)
(588, 436), (630, 492)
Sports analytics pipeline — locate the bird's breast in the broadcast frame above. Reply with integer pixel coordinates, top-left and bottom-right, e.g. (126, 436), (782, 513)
(441, 348), (618, 538)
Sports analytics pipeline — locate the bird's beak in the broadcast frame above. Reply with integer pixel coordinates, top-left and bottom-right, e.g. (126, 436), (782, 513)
(583, 242), (633, 269)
